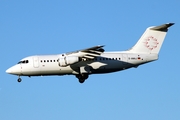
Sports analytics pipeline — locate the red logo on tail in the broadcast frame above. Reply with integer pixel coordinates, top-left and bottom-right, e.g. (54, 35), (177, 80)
(144, 36), (159, 50)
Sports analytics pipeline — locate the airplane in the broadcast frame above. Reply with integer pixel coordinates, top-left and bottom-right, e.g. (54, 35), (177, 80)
(6, 23), (174, 83)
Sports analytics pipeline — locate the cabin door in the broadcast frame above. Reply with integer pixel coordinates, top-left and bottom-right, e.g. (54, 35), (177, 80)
(122, 54), (128, 64)
(33, 56), (39, 68)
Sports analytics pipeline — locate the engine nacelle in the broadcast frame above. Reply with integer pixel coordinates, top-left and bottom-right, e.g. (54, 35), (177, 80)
(58, 56), (80, 67)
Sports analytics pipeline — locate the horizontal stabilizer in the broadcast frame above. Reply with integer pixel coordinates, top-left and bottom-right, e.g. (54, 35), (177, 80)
(150, 23), (174, 31)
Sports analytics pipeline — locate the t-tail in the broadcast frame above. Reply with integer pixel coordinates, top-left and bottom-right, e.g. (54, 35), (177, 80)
(129, 23), (174, 54)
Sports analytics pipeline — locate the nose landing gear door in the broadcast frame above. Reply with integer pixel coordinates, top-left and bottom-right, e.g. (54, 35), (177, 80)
(33, 56), (39, 68)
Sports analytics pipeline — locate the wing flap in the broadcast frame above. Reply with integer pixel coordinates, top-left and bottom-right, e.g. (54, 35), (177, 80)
(83, 55), (95, 59)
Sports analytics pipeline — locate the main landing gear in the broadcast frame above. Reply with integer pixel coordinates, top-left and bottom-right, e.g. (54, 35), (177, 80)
(75, 74), (89, 83)
(17, 76), (22, 82)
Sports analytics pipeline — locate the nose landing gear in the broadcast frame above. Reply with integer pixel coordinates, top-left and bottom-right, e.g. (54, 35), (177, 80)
(17, 76), (22, 82)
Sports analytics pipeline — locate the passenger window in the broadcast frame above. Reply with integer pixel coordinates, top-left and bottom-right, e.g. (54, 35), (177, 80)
(47, 60), (49, 62)
(54, 60), (55, 62)
(44, 60), (46, 62)
(50, 60), (52, 62)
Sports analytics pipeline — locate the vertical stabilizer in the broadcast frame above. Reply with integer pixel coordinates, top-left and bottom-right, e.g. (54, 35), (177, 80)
(129, 23), (174, 54)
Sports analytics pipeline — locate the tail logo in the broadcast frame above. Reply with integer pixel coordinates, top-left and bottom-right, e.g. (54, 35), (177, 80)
(144, 36), (159, 50)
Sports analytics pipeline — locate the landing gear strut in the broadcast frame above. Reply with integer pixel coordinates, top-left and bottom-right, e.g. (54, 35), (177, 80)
(17, 76), (22, 82)
(76, 74), (89, 83)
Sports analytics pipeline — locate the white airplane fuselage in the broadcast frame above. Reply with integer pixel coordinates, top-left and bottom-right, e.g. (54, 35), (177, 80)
(7, 52), (157, 76)
(6, 23), (174, 83)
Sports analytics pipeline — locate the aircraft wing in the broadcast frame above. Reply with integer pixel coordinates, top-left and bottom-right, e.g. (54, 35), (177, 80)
(66, 45), (105, 59)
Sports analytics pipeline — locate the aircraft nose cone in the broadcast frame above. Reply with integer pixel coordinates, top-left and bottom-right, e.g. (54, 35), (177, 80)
(6, 68), (12, 74)
(6, 65), (21, 75)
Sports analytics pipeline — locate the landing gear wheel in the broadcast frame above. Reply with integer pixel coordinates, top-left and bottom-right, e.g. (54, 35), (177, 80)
(79, 79), (85, 83)
(17, 78), (22, 82)
(76, 74), (89, 83)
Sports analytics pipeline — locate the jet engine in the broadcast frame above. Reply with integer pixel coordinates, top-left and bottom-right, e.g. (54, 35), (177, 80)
(58, 56), (80, 67)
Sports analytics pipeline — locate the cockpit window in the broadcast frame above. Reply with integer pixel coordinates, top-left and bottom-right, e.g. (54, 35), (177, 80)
(17, 60), (29, 64)
(17, 61), (22, 64)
